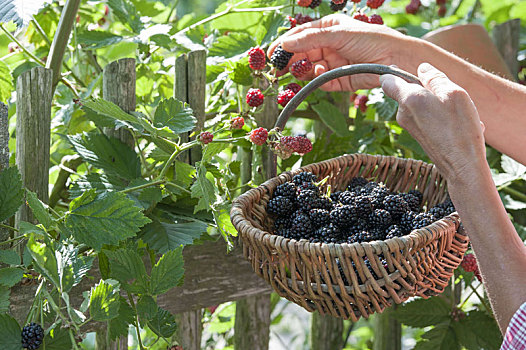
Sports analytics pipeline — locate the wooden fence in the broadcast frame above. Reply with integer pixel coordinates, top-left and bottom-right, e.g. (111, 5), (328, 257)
(3, 18), (521, 350)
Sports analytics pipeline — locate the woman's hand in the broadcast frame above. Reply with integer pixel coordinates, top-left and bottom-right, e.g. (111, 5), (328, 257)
(380, 63), (486, 182)
(268, 14), (412, 91)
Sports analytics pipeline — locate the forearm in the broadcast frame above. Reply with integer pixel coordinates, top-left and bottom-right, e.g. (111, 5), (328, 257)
(447, 164), (526, 333)
(397, 38), (526, 164)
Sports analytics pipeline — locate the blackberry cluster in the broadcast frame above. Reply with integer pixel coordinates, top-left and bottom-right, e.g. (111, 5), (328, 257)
(270, 45), (294, 70)
(21, 323), (44, 350)
(268, 173), (456, 244)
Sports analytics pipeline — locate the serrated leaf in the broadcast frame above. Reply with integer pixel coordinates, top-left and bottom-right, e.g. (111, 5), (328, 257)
(394, 297), (450, 327)
(0, 250), (20, 265)
(501, 154), (526, 177)
(77, 30), (124, 49)
(0, 314), (21, 350)
(150, 248), (184, 295)
(456, 310), (502, 349)
(0, 0), (52, 26)
(0, 286), (9, 313)
(69, 173), (127, 198)
(107, 0), (143, 33)
(414, 322), (460, 350)
(311, 101), (350, 137)
(104, 248), (148, 294)
(27, 234), (60, 288)
(500, 193), (526, 210)
(56, 244), (94, 293)
(43, 327), (73, 350)
(26, 190), (53, 228)
(153, 98), (196, 135)
(109, 297), (135, 340)
(208, 32), (256, 58)
(137, 295), (157, 323)
(202, 142), (228, 162)
(0, 167), (24, 222)
(174, 161), (196, 188)
(191, 163), (216, 213)
(0, 61), (13, 103)
(373, 96), (398, 120)
(0, 267), (22, 287)
(141, 218), (207, 254)
(125, 178), (163, 210)
(90, 279), (121, 321)
(68, 132), (141, 180)
(81, 98), (147, 132)
(258, 12), (286, 47)
(147, 307), (177, 338)
(229, 61), (253, 86)
(18, 221), (46, 238)
(64, 190), (151, 251)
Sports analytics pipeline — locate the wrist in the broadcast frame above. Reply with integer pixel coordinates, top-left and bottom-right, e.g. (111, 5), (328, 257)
(446, 156), (492, 191)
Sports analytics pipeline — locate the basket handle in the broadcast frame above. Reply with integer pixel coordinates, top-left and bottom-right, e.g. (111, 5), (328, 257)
(270, 64), (421, 178)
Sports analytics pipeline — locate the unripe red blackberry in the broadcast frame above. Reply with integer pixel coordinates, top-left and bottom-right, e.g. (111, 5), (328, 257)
(353, 13), (369, 23)
(248, 127), (268, 145)
(8, 42), (19, 53)
(369, 14), (384, 24)
(406, 0), (421, 14)
(438, 4), (447, 17)
(366, 0), (384, 8)
(271, 45), (294, 71)
(309, 0), (322, 8)
(199, 131), (213, 144)
(230, 116), (245, 129)
(246, 88), (264, 107)
(287, 15), (297, 28)
(330, 0), (348, 11)
(277, 89), (296, 107)
(294, 136), (312, 155)
(436, 0), (446, 4)
(350, 0), (361, 2)
(248, 47), (266, 70)
(295, 13), (314, 25)
(461, 253), (478, 273)
(354, 94), (368, 113)
(290, 58), (313, 78)
(297, 0), (313, 7)
(21, 323), (44, 350)
(286, 83), (302, 94)
(332, 0), (346, 3)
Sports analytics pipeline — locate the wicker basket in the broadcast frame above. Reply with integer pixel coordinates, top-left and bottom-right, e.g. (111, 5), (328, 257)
(230, 65), (469, 320)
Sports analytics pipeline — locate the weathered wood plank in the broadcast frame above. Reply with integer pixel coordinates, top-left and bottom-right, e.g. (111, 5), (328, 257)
(15, 67), (53, 226)
(102, 58), (136, 146)
(175, 310), (203, 350)
(372, 306), (401, 350)
(174, 54), (190, 164)
(492, 19), (521, 81)
(187, 50), (206, 165)
(234, 294), (272, 350)
(311, 311), (344, 350)
(0, 102), (9, 242)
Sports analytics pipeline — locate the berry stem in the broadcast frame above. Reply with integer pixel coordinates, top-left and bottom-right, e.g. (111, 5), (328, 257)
(120, 179), (166, 194)
(156, 140), (198, 181)
(127, 291), (147, 350)
(165, 181), (192, 194)
(499, 185), (526, 202)
(466, 281), (491, 312)
(0, 223), (18, 233)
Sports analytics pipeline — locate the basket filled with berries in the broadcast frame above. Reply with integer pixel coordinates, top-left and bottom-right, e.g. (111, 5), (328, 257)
(230, 63), (469, 321)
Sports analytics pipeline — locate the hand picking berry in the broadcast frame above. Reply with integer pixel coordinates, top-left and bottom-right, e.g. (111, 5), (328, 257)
(271, 45), (294, 71)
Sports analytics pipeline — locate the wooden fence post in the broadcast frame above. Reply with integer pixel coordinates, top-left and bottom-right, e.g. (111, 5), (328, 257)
(0, 102), (9, 243)
(373, 306), (401, 350)
(173, 49), (207, 350)
(492, 19), (521, 81)
(15, 67), (53, 230)
(311, 311), (344, 350)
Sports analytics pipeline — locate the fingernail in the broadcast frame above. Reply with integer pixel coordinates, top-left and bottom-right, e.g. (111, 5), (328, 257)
(418, 62), (433, 73)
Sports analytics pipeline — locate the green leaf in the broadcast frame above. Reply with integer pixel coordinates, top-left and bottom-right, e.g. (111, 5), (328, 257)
(43, 327), (73, 350)
(202, 142), (228, 162)
(208, 32), (256, 59)
(414, 322), (460, 350)
(27, 235), (60, 288)
(68, 132), (141, 180)
(109, 297), (135, 340)
(64, 190), (151, 251)
(311, 101), (350, 137)
(77, 30), (124, 49)
(258, 12), (286, 47)
(0, 167), (24, 222)
(0, 267), (23, 287)
(90, 279), (121, 321)
(501, 154), (526, 177)
(150, 248), (184, 295)
(0, 286), (10, 313)
(82, 99), (140, 126)
(0, 314), (21, 350)
(69, 173), (127, 198)
(104, 248), (148, 294)
(0, 250), (20, 265)
(0, 61), (13, 103)
(373, 96), (398, 121)
(107, 0), (143, 32)
(174, 161), (196, 188)
(57, 244), (94, 293)
(125, 179), (163, 210)
(394, 297), (450, 327)
(500, 193), (526, 210)
(141, 218), (207, 254)
(147, 307), (177, 338)
(455, 310), (502, 349)
(228, 61), (253, 86)
(191, 163), (216, 213)
(153, 98), (196, 135)
(18, 221), (46, 238)
(137, 295), (157, 323)
(26, 190), (53, 228)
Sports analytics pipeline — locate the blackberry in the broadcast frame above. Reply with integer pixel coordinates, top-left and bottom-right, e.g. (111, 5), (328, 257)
(330, 205), (358, 228)
(366, 227), (385, 241)
(368, 14), (384, 24)
(330, 191), (343, 202)
(412, 213), (434, 230)
(309, 0), (322, 8)
(355, 229), (372, 242)
(270, 45), (294, 70)
(385, 224), (404, 239)
(199, 131), (213, 144)
(428, 206), (446, 220)
(292, 172), (317, 186)
(317, 197), (334, 211)
(354, 195), (373, 217)
(275, 226), (291, 237)
(275, 182), (297, 200)
(315, 223), (341, 243)
(277, 89), (295, 107)
(348, 176), (369, 191)
(330, 0), (348, 11)
(399, 211), (417, 233)
(246, 88), (264, 107)
(402, 192), (421, 212)
(383, 194), (409, 218)
(248, 47), (266, 70)
(297, 181), (320, 195)
(310, 209), (330, 228)
(248, 127), (268, 145)
(21, 323), (44, 350)
(339, 191), (356, 205)
(297, 190), (319, 211)
(359, 181), (380, 196)
(267, 196), (294, 216)
(369, 186), (391, 209)
(368, 209), (392, 228)
(291, 211), (313, 238)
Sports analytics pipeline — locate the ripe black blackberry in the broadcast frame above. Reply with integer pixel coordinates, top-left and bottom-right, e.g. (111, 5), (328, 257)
(309, 209), (330, 228)
(330, 0), (348, 11)
(330, 205), (358, 228)
(339, 191), (355, 205)
(368, 209), (392, 228)
(315, 223), (341, 243)
(275, 226), (292, 238)
(271, 45), (294, 70)
(267, 196), (294, 216)
(368, 186), (391, 209)
(309, 0), (322, 8)
(316, 197), (333, 211)
(428, 206), (446, 220)
(359, 181), (380, 196)
(292, 172), (317, 186)
(347, 176), (368, 191)
(291, 211), (313, 238)
(399, 211), (417, 233)
(297, 181), (320, 196)
(412, 213), (434, 229)
(297, 189), (319, 211)
(354, 195), (373, 216)
(274, 182), (297, 200)
(401, 193), (420, 212)
(383, 194), (409, 218)
(385, 224), (404, 239)
(21, 323), (44, 350)
(274, 216), (291, 230)
(330, 191), (343, 202)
